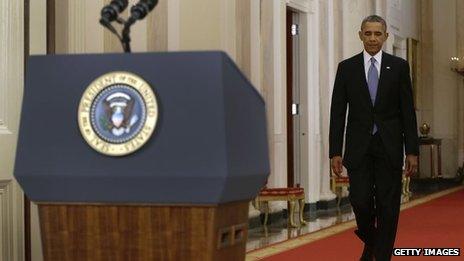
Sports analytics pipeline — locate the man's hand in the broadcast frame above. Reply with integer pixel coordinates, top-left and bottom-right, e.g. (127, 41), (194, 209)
(331, 156), (343, 177)
(404, 155), (418, 177)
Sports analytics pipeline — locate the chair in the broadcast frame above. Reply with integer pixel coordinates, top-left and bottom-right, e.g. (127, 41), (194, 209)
(331, 170), (411, 206)
(402, 172), (411, 197)
(330, 175), (350, 207)
(252, 185), (307, 228)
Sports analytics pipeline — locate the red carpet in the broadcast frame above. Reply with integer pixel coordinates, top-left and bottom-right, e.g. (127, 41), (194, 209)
(260, 189), (464, 260)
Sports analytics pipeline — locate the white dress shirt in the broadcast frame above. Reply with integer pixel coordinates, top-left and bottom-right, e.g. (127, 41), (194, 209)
(363, 50), (382, 81)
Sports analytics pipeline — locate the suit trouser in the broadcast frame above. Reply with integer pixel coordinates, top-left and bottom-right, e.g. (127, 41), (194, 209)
(347, 133), (403, 261)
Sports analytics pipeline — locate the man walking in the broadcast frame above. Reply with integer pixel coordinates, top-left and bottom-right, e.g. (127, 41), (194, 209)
(329, 15), (419, 261)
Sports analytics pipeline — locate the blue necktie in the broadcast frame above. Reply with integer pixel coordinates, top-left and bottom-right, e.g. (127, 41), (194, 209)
(368, 57), (378, 134)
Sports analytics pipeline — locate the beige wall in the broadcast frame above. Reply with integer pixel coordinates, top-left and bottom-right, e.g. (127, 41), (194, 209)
(342, 0), (375, 58)
(5, 1), (459, 259)
(400, 0), (420, 40)
(336, 0), (463, 178)
(457, 0), (464, 165)
(31, 0), (464, 214)
(42, 0), (464, 184)
(419, 0), (434, 139)
(416, 0), (460, 178)
(55, 0), (176, 53)
(179, 0), (222, 51)
(431, 0), (459, 177)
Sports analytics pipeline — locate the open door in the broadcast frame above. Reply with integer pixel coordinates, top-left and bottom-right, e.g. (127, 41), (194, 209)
(286, 8), (302, 188)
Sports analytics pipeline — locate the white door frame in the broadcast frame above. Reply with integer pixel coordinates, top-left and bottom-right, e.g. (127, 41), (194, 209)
(285, 0), (322, 203)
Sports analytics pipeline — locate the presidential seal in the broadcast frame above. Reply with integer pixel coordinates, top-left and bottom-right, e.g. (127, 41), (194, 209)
(78, 72), (158, 156)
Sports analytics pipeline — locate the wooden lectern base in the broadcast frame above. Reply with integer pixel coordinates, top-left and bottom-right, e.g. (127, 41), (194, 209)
(38, 201), (249, 261)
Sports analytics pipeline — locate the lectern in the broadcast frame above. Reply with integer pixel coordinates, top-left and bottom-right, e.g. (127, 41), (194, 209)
(15, 52), (269, 261)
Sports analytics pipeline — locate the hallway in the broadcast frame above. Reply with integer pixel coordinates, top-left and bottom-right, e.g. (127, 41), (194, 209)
(247, 182), (464, 260)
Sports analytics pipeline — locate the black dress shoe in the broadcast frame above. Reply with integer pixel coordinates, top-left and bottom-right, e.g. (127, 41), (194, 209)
(360, 245), (374, 261)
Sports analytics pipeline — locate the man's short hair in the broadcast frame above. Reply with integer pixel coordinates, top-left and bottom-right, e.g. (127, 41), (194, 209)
(361, 15), (387, 31)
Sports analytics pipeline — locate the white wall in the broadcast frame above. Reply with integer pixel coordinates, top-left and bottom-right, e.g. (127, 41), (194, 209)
(400, 0), (420, 40)
(431, 0), (459, 177)
(342, 0), (375, 59)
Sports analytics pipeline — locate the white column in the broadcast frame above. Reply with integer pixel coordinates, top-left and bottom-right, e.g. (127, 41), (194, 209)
(319, 0), (337, 201)
(84, 0), (104, 53)
(220, 0), (237, 60)
(342, 0), (375, 58)
(258, 0), (287, 213)
(457, 0), (464, 166)
(267, 0), (288, 190)
(250, 0), (262, 93)
(167, 0), (180, 51)
(432, 0), (459, 177)
(0, 0), (25, 260)
(67, 1), (86, 53)
(303, 0), (322, 203)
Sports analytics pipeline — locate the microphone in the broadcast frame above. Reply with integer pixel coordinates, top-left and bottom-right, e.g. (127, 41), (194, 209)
(129, 0), (158, 21)
(100, 0), (129, 23)
(118, 0), (159, 53)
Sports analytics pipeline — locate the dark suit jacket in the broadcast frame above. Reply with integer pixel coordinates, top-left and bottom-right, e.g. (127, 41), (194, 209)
(329, 51), (419, 170)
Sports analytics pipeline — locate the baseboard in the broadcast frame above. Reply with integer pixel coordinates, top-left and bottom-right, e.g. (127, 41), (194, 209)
(248, 181), (464, 229)
(248, 210), (286, 228)
(248, 197), (351, 229)
(411, 177), (463, 194)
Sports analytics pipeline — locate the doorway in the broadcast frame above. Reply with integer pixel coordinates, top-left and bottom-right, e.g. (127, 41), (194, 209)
(286, 8), (302, 188)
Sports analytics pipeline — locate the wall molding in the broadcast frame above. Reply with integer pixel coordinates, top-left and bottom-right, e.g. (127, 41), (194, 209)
(286, 0), (310, 13)
(67, 0), (86, 53)
(167, 0), (180, 51)
(221, 0), (237, 60)
(148, 0), (168, 51)
(0, 180), (16, 261)
(0, 0), (7, 133)
(250, 0), (261, 92)
(260, 0), (287, 191)
(0, 0), (24, 260)
(0, 0), (23, 134)
(235, 0), (251, 80)
(319, 0), (337, 201)
(0, 0), (20, 135)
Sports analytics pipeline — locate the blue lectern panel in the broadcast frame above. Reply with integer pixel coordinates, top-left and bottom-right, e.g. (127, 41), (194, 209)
(15, 52), (269, 204)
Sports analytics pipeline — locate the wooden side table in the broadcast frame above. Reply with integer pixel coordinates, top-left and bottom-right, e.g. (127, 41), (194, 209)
(418, 137), (442, 178)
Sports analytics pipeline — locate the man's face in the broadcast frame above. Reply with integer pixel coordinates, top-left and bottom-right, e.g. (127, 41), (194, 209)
(358, 21), (388, 56)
